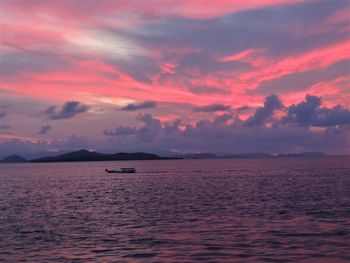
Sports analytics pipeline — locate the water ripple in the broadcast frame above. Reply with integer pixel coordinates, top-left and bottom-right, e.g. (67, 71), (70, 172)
(0, 157), (349, 262)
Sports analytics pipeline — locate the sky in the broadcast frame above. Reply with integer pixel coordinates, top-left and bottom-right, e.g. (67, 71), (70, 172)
(0, 0), (349, 158)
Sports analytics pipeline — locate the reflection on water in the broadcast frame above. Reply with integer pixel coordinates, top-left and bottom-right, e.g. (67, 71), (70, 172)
(0, 157), (350, 262)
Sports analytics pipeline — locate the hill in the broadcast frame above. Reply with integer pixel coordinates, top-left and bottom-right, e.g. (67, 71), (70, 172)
(171, 151), (327, 159)
(31, 149), (176, 162)
(1, 155), (28, 163)
(224, 153), (272, 158)
(277, 152), (327, 157)
(172, 153), (219, 159)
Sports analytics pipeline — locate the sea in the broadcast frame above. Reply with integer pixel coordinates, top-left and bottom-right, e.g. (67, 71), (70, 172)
(0, 157), (349, 262)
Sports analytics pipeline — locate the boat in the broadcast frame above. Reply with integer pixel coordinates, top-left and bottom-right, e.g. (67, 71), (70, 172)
(105, 167), (136, 173)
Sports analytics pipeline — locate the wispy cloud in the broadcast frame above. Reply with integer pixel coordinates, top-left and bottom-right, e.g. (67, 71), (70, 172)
(38, 125), (52, 135)
(44, 101), (90, 120)
(193, 104), (231, 112)
(120, 101), (157, 111)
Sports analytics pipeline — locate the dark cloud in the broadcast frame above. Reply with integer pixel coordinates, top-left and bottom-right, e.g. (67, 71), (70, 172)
(212, 113), (231, 123)
(104, 113), (163, 142)
(102, 94), (350, 155)
(136, 113), (162, 142)
(0, 111), (6, 118)
(234, 106), (255, 114)
(245, 94), (283, 126)
(2, 93), (350, 158)
(102, 112), (350, 155)
(38, 125), (51, 135)
(44, 101), (89, 120)
(164, 119), (181, 134)
(312, 106), (350, 127)
(193, 104), (231, 112)
(103, 126), (137, 136)
(137, 113), (161, 125)
(243, 94), (350, 128)
(120, 100), (157, 111)
(0, 125), (11, 129)
(257, 60), (350, 95)
(284, 95), (350, 127)
(284, 95), (320, 125)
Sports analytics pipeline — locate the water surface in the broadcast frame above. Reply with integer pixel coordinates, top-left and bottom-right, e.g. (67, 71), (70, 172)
(1, 157), (349, 262)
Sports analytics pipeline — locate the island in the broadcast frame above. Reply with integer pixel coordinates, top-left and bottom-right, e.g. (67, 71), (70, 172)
(31, 149), (179, 162)
(0, 154), (28, 163)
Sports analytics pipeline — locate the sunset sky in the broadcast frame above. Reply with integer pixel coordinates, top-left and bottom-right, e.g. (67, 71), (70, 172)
(0, 0), (349, 158)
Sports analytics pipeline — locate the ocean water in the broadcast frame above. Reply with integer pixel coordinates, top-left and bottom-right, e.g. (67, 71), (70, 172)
(0, 157), (349, 262)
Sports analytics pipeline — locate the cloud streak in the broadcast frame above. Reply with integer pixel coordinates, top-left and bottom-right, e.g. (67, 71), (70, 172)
(193, 104), (231, 113)
(119, 101), (157, 111)
(284, 95), (350, 127)
(38, 125), (51, 135)
(44, 101), (89, 120)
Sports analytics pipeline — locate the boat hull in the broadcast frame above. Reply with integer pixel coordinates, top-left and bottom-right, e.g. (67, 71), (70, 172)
(105, 168), (136, 173)
(106, 170), (135, 174)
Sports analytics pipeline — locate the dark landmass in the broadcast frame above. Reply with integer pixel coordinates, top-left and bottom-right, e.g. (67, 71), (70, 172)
(29, 150), (71, 159)
(276, 152), (327, 157)
(31, 149), (179, 162)
(224, 152), (272, 158)
(172, 151), (327, 159)
(172, 153), (219, 159)
(0, 154), (28, 163)
(225, 152), (327, 158)
(1, 150), (330, 163)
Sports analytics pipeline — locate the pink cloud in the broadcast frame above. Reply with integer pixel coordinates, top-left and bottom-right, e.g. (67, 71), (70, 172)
(0, 0), (349, 155)
(218, 49), (256, 62)
(234, 41), (350, 102)
(1, 0), (303, 23)
(0, 24), (65, 49)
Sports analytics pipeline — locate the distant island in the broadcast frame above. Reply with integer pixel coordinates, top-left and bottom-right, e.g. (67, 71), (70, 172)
(171, 153), (219, 159)
(0, 150), (331, 163)
(0, 154), (28, 163)
(30, 150), (178, 162)
(275, 152), (327, 157)
(172, 152), (327, 159)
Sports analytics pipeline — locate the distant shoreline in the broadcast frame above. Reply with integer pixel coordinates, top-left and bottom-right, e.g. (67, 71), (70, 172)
(1, 149), (348, 163)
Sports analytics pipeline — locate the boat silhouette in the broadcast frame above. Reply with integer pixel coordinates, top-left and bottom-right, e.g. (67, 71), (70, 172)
(105, 167), (136, 173)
